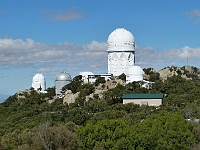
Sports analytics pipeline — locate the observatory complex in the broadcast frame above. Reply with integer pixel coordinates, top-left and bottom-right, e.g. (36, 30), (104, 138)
(80, 28), (144, 84)
(31, 28), (146, 97)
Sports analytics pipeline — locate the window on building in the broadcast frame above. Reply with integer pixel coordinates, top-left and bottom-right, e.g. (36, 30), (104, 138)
(141, 101), (148, 105)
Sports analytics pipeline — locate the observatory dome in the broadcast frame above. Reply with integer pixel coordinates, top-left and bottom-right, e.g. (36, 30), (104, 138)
(107, 28), (135, 51)
(126, 66), (144, 75)
(32, 73), (46, 91)
(126, 66), (144, 83)
(32, 73), (45, 82)
(55, 72), (71, 97)
(55, 72), (71, 81)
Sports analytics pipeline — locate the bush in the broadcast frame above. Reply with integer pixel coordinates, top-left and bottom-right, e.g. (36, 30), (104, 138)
(95, 77), (106, 86)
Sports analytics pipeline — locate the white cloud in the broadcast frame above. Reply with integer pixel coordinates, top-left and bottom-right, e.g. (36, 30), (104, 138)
(184, 9), (200, 24)
(52, 12), (83, 21)
(36, 66), (64, 73)
(43, 8), (83, 21)
(0, 38), (199, 75)
(0, 38), (107, 74)
(136, 46), (200, 70)
(185, 9), (200, 18)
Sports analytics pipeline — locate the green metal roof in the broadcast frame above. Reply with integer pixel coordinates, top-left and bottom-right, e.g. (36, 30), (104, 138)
(122, 93), (164, 99)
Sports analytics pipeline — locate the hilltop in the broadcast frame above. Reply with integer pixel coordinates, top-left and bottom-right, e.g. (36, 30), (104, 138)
(11, 65), (200, 106)
(0, 65), (200, 149)
(158, 65), (200, 80)
(142, 65), (200, 81)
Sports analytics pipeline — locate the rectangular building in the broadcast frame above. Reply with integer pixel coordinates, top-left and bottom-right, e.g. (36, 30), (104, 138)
(122, 93), (164, 106)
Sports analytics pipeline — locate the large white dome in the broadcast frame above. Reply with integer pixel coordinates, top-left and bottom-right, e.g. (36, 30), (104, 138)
(107, 28), (135, 51)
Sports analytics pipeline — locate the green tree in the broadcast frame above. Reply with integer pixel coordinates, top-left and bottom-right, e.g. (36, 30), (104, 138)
(130, 112), (195, 149)
(103, 84), (126, 105)
(149, 72), (160, 82)
(77, 119), (130, 150)
(15, 123), (80, 150)
(118, 73), (126, 82)
(62, 75), (82, 94)
(95, 76), (106, 86)
(143, 68), (154, 75)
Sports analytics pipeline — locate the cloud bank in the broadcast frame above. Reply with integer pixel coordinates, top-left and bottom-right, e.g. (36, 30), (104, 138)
(0, 38), (107, 75)
(0, 38), (199, 75)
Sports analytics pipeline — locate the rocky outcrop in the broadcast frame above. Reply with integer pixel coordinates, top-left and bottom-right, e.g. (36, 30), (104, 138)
(158, 66), (200, 80)
(63, 90), (80, 105)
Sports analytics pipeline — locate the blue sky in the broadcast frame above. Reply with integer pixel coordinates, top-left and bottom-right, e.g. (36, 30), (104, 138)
(0, 0), (200, 96)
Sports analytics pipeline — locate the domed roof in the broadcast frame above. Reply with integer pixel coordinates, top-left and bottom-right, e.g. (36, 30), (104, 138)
(55, 72), (71, 81)
(126, 66), (144, 75)
(107, 28), (135, 51)
(79, 72), (94, 78)
(32, 73), (45, 82)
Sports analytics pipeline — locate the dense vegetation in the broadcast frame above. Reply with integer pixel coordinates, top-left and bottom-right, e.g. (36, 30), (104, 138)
(0, 66), (200, 149)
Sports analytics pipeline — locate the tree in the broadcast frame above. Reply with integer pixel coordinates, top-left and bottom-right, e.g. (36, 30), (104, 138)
(1, 130), (22, 150)
(129, 112), (195, 149)
(118, 73), (126, 82)
(149, 72), (160, 82)
(103, 84), (126, 105)
(66, 107), (91, 125)
(62, 75), (82, 94)
(16, 123), (80, 150)
(77, 119), (130, 150)
(95, 77), (106, 86)
(143, 68), (154, 75)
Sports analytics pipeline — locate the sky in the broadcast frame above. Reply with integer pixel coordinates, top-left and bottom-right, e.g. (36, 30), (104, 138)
(0, 0), (200, 96)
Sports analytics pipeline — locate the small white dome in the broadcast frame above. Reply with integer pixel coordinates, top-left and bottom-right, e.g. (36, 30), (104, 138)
(107, 28), (135, 51)
(126, 66), (144, 83)
(126, 66), (144, 75)
(55, 72), (71, 81)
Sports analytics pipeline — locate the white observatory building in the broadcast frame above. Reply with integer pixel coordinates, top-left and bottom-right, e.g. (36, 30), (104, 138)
(126, 66), (144, 83)
(55, 72), (71, 97)
(32, 73), (46, 92)
(79, 71), (95, 84)
(107, 28), (135, 76)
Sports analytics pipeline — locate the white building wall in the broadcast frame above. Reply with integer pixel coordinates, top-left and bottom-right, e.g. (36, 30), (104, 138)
(80, 72), (94, 84)
(55, 80), (70, 96)
(123, 98), (162, 106)
(126, 75), (143, 83)
(108, 51), (135, 76)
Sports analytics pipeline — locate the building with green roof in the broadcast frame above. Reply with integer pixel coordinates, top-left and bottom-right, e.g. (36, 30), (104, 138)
(122, 93), (164, 106)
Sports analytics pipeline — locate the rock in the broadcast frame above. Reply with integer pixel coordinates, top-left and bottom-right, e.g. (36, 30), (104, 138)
(63, 90), (80, 105)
